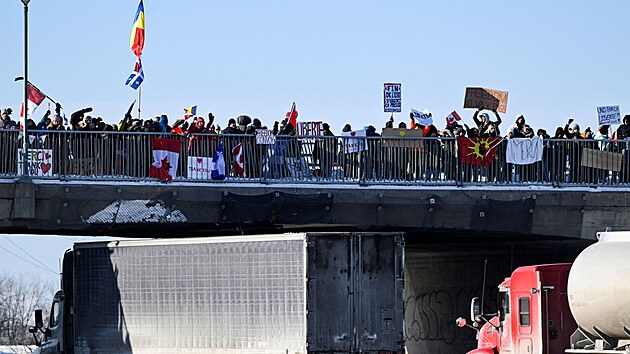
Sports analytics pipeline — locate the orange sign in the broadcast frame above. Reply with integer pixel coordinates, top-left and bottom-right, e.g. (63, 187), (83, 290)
(463, 87), (509, 113)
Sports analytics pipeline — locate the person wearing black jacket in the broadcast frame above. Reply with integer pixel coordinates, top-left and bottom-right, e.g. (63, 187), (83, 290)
(616, 115), (630, 183)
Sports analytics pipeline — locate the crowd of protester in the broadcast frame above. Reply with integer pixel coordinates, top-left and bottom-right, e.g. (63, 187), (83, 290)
(2, 103), (629, 142)
(2, 102), (630, 184)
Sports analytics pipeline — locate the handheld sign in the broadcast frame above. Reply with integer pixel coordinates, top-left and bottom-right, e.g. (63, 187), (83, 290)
(18, 148), (53, 176)
(256, 129), (276, 145)
(410, 108), (433, 126)
(464, 87), (509, 113)
(341, 130), (368, 153)
(384, 83), (402, 113)
(597, 106), (621, 125)
(298, 121), (323, 136)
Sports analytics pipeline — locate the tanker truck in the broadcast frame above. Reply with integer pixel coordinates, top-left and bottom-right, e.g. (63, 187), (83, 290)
(28, 232), (405, 354)
(455, 231), (630, 353)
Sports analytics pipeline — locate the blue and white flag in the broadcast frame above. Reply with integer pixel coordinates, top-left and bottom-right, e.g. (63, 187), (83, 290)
(125, 58), (144, 90)
(211, 142), (226, 180)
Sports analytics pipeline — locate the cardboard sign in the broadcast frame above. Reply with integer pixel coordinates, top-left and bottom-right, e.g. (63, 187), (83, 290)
(17, 148), (53, 176)
(341, 130), (368, 153)
(464, 87), (509, 113)
(298, 121), (322, 136)
(256, 129), (276, 145)
(381, 128), (424, 148)
(187, 156), (212, 179)
(384, 83), (402, 113)
(581, 148), (623, 171)
(597, 106), (621, 125)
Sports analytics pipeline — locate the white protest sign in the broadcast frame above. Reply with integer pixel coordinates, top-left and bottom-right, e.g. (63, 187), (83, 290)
(384, 83), (402, 113)
(341, 130), (367, 153)
(256, 129), (276, 145)
(506, 137), (544, 165)
(298, 121), (323, 136)
(17, 148), (53, 176)
(410, 108), (433, 126)
(187, 156), (212, 179)
(597, 105), (621, 125)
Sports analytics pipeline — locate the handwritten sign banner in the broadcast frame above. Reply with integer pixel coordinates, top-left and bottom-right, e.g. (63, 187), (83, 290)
(187, 156), (212, 179)
(411, 108), (433, 126)
(597, 105), (621, 125)
(298, 121), (322, 136)
(256, 129), (276, 145)
(341, 130), (368, 153)
(463, 87), (509, 113)
(17, 148), (53, 176)
(506, 137), (544, 165)
(384, 83), (402, 113)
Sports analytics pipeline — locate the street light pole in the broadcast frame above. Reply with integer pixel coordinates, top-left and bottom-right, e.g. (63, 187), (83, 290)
(21, 0), (30, 178)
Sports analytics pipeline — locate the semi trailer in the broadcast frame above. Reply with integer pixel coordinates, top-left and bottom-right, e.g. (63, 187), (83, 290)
(456, 231), (630, 353)
(29, 232), (405, 354)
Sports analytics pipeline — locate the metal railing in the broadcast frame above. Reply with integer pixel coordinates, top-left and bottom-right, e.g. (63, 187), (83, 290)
(2, 129), (629, 187)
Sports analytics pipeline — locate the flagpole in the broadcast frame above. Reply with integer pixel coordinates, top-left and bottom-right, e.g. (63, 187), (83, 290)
(21, 0), (31, 178)
(138, 83), (142, 120)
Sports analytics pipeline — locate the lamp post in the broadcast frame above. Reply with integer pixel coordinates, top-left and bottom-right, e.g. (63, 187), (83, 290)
(21, 0), (30, 178)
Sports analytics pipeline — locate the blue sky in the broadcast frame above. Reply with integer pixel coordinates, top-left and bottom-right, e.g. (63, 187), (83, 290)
(1, 1), (629, 282)
(2, 1), (630, 134)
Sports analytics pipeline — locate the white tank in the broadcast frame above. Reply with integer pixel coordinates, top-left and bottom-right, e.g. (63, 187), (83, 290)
(568, 231), (630, 339)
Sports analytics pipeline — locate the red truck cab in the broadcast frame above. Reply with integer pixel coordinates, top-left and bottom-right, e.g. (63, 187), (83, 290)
(457, 263), (577, 354)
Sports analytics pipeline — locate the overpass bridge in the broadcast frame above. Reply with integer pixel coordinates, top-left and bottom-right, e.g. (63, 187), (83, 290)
(1, 130), (628, 352)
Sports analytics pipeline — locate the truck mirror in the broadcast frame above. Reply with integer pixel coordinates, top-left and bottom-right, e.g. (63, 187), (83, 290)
(34, 309), (43, 329)
(470, 297), (481, 322)
(455, 317), (467, 328)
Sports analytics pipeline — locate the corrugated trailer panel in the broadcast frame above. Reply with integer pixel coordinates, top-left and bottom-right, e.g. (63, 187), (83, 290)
(73, 236), (307, 354)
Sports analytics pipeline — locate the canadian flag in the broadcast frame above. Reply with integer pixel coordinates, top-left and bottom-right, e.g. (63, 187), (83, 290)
(446, 111), (462, 127)
(287, 102), (297, 128)
(149, 138), (183, 181)
(19, 82), (47, 118)
(232, 143), (244, 177)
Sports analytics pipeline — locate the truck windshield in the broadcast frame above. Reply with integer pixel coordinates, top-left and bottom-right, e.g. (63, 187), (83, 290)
(50, 301), (60, 328)
(499, 290), (510, 322)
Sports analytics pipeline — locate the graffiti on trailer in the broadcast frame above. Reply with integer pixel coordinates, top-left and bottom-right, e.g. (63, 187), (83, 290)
(404, 288), (498, 344)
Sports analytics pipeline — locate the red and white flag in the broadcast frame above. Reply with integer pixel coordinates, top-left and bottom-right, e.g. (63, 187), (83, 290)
(149, 138), (183, 181)
(232, 143), (244, 177)
(287, 102), (298, 128)
(19, 82), (47, 118)
(446, 111), (462, 127)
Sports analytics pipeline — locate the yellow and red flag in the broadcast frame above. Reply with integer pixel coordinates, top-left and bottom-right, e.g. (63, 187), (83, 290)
(457, 136), (503, 166)
(130, 0), (145, 57)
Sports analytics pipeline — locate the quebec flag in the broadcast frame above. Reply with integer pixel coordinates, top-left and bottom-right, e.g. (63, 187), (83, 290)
(125, 58), (144, 90)
(211, 142), (226, 180)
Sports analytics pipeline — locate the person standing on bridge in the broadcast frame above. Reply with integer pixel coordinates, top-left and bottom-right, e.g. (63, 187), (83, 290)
(473, 106), (502, 137)
(615, 115), (630, 183)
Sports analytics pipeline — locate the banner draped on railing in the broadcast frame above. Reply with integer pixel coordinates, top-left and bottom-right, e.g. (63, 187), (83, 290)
(1, 129), (630, 187)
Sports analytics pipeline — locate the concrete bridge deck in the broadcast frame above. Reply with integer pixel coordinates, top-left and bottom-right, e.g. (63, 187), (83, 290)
(2, 178), (628, 239)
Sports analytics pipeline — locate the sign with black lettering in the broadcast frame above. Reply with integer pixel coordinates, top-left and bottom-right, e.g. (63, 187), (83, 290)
(464, 87), (509, 113)
(298, 121), (322, 136)
(256, 129), (276, 145)
(597, 105), (621, 125)
(384, 83), (402, 113)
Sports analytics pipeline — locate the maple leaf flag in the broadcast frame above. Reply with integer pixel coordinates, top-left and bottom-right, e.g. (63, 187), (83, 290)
(19, 82), (47, 118)
(232, 143), (244, 177)
(149, 138), (183, 181)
